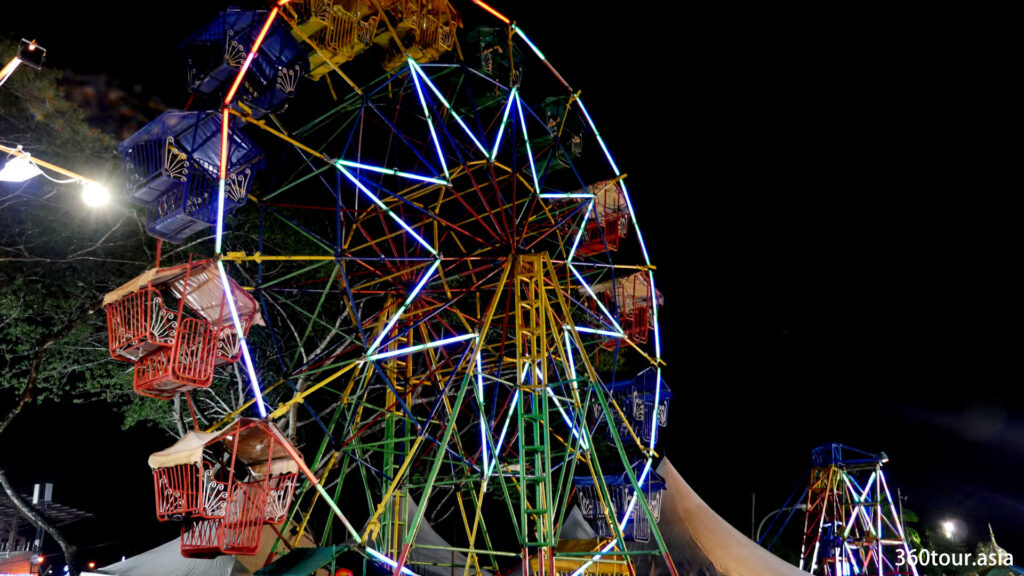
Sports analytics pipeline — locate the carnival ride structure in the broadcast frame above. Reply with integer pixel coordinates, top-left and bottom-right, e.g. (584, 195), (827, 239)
(759, 444), (919, 576)
(107, 1), (677, 574)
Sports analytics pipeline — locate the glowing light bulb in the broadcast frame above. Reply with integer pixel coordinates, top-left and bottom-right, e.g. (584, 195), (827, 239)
(81, 181), (110, 207)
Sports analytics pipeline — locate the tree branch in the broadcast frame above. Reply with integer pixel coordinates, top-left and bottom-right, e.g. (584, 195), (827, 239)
(0, 468), (78, 576)
(0, 299), (104, 436)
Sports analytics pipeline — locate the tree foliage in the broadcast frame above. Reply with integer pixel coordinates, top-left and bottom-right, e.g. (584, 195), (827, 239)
(0, 35), (153, 424)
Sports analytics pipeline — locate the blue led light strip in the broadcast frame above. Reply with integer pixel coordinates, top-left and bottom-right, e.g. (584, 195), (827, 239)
(490, 87), (517, 161)
(337, 165), (437, 256)
(476, 351), (489, 474)
(408, 58), (450, 181)
(335, 158), (448, 186)
(566, 199), (594, 263)
(366, 547), (421, 576)
(408, 60), (489, 157)
(573, 326), (626, 339)
(575, 98), (653, 266)
(511, 25), (545, 60)
(215, 177), (227, 253)
(569, 458), (655, 576)
(367, 259), (441, 355)
(216, 261), (267, 417)
(538, 193), (596, 199)
(486, 366), (532, 479)
(487, 387), (518, 478)
(365, 332), (476, 361)
(618, 180), (652, 267)
(214, 110), (230, 254)
(649, 271), (661, 359)
(569, 263), (623, 333)
(513, 92), (540, 194)
(546, 387), (588, 449)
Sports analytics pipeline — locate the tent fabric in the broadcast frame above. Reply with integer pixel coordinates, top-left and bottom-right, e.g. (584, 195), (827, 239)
(148, 420), (304, 474)
(254, 545), (348, 576)
(103, 266), (189, 306)
(234, 419), (300, 468)
(170, 262), (263, 327)
(401, 495), (492, 576)
(102, 261), (263, 328)
(149, 430), (221, 469)
(92, 525), (321, 576)
(560, 505), (597, 540)
(507, 459), (808, 576)
(252, 459), (300, 477)
(91, 537), (250, 576)
(629, 458), (809, 576)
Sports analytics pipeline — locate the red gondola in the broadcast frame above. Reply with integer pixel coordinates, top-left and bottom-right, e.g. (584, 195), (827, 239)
(104, 259), (262, 399)
(147, 419), (301, 557)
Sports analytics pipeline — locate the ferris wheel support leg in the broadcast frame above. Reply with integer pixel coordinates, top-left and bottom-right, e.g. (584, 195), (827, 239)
(391, 371), (474, 575)
(539, 257), (635, 572)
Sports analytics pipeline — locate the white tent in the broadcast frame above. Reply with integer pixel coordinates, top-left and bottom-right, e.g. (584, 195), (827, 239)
(86, 460), (808, 576)
(84, 525), (321, 576)
(83, 537), (251, 576)
(629, 459), (810, 576)
(388, 495), (490, 576)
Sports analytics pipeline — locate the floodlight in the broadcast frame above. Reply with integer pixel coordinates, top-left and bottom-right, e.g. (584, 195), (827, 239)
(0, 154), (43, 182)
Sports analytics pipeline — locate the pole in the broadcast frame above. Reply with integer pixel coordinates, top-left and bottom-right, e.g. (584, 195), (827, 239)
(751, 493), (755, 540)
(756, 505), (807, 544)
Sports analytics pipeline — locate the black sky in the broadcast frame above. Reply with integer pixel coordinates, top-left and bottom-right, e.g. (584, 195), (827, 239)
(2, 0), (1019, 564)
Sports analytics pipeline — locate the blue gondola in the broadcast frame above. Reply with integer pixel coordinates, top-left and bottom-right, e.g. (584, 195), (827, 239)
(119, 110), (263, 242)
(595, 369), (672, 446)
(573, 465), (666, 542)
(182, 8), (308, 118)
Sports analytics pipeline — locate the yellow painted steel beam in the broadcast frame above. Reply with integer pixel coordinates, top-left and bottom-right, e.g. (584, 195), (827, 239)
(268, 361), (362, 420)
(221, 252), (336, 263)
(293, 449), (341, 547)
(228, 109), (330, 161)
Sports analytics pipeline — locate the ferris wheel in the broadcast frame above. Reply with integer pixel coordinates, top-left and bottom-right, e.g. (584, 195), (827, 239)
(109, 1), (676, 574)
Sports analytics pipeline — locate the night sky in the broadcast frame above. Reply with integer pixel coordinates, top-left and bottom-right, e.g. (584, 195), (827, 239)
(2, 0), (1018, 567)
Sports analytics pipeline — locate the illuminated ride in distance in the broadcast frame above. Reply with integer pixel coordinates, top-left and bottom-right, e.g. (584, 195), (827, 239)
(760, 443), (919, 576)
(109, 1), (676, 574)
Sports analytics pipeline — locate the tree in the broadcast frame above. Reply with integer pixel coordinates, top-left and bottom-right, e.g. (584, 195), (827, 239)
(0, 35), (155, 575)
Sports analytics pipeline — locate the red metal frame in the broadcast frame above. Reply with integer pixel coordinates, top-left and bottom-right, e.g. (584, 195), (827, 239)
(105, 259), (261, 399)
(264, 473), (298, 524)
(160, 419), (302, 558)
(106, 287), (175, 362)
(575, 180), (631, 258)
(133, 318), (220, 399)
(594, 272), (655, 349)
(153, 462), (204, 521)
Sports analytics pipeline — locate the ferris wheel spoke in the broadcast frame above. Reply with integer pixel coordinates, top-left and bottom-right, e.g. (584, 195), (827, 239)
(409, 60), (489, 157)
(361, 97), (445, 179)
(460, 165), (513, 246)
(346, 172), (490, 248)
(339, 166), (437, 256)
